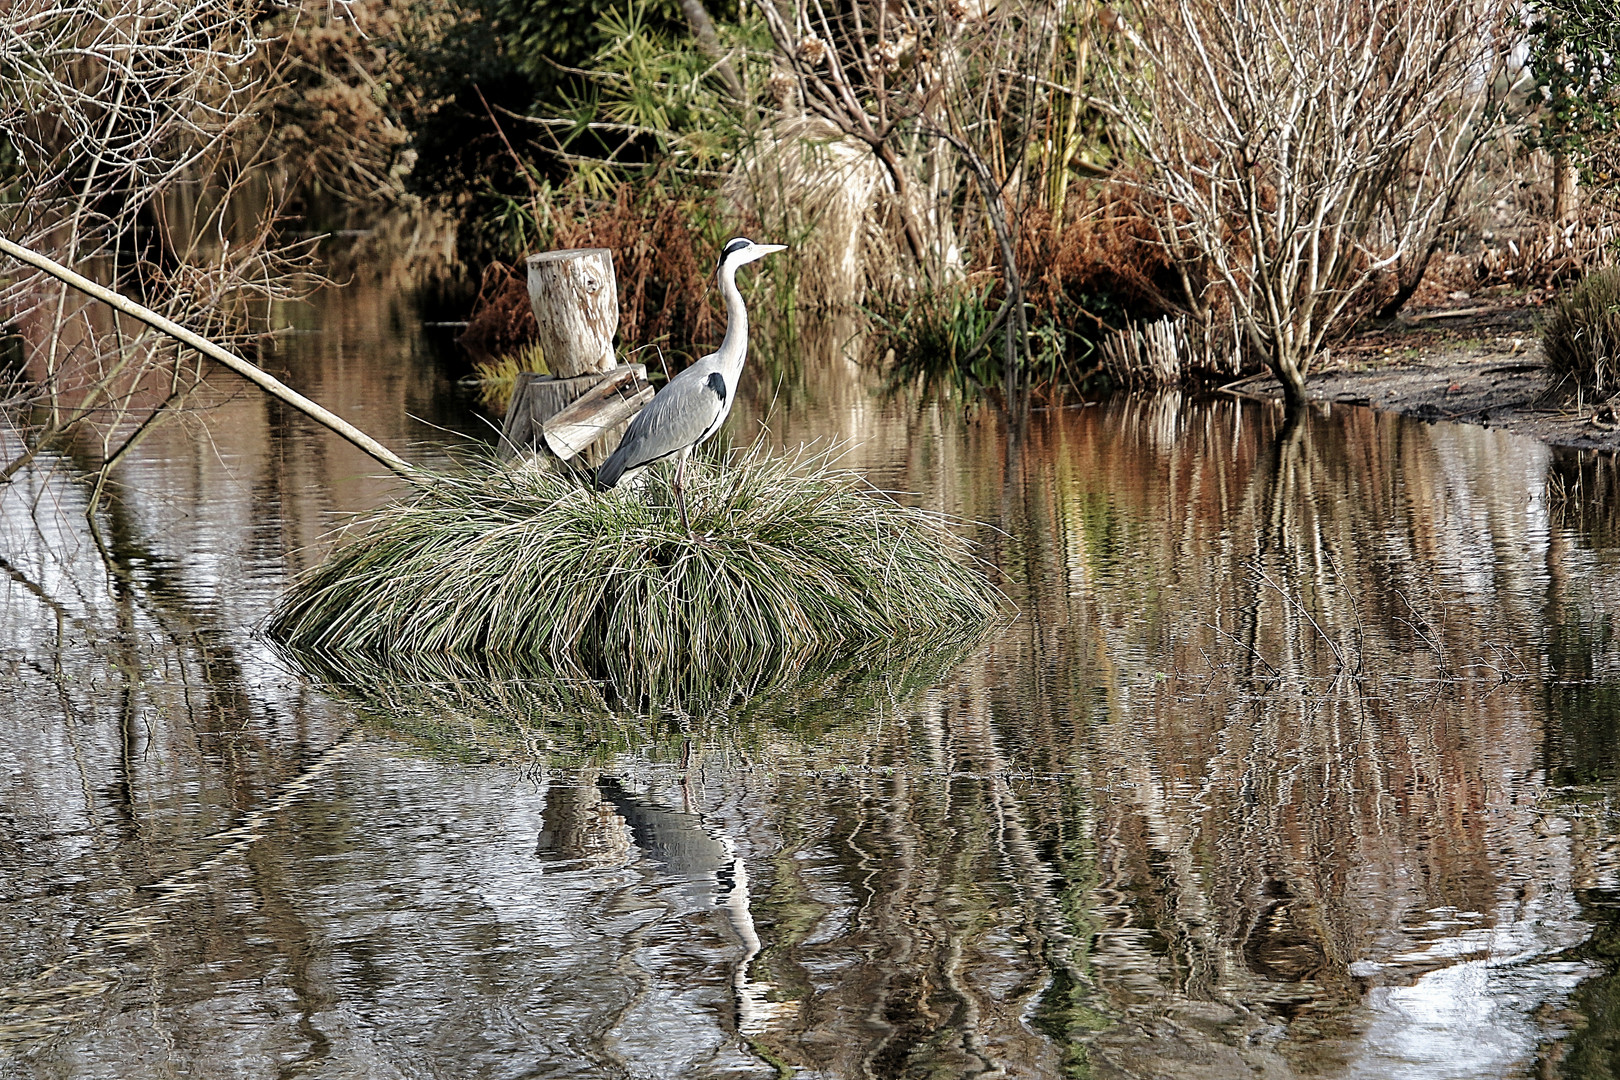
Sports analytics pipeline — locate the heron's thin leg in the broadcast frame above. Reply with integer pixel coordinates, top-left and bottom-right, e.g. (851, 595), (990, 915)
(674, 448), (693, 537)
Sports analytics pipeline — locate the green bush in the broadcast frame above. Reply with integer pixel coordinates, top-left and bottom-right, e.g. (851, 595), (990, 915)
(1542, 267), (1620, 397)
(872, 281), (1110, 398)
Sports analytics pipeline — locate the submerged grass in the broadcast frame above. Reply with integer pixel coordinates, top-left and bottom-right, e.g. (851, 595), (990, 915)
(281, 631), (986, 766)
(269, 446), (1002, 704)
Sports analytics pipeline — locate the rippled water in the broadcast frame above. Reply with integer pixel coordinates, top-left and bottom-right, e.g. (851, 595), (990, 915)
(3, 275), (1620, 1078)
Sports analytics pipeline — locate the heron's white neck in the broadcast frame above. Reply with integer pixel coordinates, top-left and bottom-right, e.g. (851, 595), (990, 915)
(715, 262), (749, 382)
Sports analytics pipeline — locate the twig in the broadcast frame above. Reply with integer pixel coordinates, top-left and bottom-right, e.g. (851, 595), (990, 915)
(474, 84), (542, 199)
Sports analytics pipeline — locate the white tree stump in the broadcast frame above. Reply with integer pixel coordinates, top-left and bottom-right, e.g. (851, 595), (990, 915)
(527, 248), (618, 377)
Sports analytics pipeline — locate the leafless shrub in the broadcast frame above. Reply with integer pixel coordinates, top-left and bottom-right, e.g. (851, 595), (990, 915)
(0, 0), (324, 502)
(760, 0), (1099, 384)
(756, 0), (946, 276)
(1105, 0), (1517, 406)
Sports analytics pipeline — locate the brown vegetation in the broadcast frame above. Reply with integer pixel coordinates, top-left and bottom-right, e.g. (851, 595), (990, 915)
(0, 0), (328, 500)
(462, 182), (768, 368)
(458, 261), (535, 359)
(259, 0), (435, 209)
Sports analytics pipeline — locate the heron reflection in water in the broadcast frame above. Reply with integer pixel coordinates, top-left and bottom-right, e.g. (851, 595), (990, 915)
(536, 775), (786, 1037)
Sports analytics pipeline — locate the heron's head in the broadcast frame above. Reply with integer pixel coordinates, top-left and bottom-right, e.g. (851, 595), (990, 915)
(717, 237), (786, 277)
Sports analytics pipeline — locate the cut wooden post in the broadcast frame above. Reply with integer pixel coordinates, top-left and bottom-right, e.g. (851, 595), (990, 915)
(527, 248), (618, 377)
(501, 247), (655, 465)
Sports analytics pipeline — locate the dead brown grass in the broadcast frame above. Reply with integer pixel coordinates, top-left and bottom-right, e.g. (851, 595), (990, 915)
(458, 261), (535, 360)
(461, 184), (749, 366)
(1018, 188), (1182, 328)
(552, 185), (728, 359)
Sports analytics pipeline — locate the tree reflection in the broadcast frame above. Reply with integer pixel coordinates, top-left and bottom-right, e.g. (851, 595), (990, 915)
(946, 396), (1596, 1075)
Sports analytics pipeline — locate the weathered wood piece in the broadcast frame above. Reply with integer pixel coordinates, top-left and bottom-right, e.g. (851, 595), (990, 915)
(498, 365), (650, 464)
(542, 367), (655, 461)
(527, 248), (618, 377)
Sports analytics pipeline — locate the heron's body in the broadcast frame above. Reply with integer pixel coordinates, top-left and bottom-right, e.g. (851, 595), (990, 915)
(593, 351), (734, 488)
(595, 238), (784, 527)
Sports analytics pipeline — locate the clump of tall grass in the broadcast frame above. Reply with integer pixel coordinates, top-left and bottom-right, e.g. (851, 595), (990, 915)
(464, 342), (545, 411)
(873, 279), (1109, 397)
(1542, 267), (1620, 398)
(873, 278), (1008, 395)
(269, 446), (1002, 702)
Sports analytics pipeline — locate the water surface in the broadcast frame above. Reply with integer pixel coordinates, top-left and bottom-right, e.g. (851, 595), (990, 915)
(3, 278), (1620, 1078)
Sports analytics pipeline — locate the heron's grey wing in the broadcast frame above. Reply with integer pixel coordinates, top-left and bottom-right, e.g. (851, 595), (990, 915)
(596, 362), (727, 487)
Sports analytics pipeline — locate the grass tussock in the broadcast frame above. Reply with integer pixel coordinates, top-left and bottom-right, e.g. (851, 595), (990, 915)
(269, 447), (1002, 702)
(466, 343), (545, 411)
(1542, 267), (1620, 398)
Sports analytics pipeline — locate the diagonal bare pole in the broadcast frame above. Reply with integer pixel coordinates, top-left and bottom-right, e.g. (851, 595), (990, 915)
(0, 235), (423, 482)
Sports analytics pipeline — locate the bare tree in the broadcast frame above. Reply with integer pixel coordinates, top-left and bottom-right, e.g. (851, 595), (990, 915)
(756, 0), (955, 279)
(0, 0), (326, 504)
(757, 0), (1090, 384)
(1106, 0), (1515, 407)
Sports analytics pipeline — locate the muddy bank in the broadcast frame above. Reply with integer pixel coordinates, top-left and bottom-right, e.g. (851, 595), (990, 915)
(1238, 300), (1620, 454)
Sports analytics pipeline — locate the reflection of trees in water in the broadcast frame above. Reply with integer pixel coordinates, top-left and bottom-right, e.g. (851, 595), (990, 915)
(929, 397), (1588, 1074)
(1537, 449), (1620, 1076)
(308, 650), (1085, 1074)
(1548, 450), (1620, 551)
(733, 684), (1081, 1077)
(0, 424), (398, 1058)
(1543, 451), (1620, 787)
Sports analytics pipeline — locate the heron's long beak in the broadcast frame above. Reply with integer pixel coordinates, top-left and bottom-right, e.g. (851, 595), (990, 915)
(744, 243), (787, 263)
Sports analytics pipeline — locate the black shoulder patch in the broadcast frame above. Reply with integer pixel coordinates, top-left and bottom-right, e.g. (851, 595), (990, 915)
(705, 371), (728, 403)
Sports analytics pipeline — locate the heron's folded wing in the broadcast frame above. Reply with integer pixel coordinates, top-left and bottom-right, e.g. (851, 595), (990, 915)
(607, 364), (727, 473)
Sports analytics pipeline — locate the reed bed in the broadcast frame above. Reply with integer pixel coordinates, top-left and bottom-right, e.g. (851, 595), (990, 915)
(269, 447), (1001, 702)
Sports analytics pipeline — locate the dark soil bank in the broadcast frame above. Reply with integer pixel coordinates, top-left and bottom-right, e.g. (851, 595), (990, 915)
(1244, 299), (1620, 454)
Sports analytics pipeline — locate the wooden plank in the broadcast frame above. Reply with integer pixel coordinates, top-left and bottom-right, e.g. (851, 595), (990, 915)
(498, 370), (637, 461)
(542, 366), (654, 461)
(496, 371), (545, 461)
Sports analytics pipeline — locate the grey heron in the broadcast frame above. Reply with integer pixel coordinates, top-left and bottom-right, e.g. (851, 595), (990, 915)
(594, 237), (785, 532)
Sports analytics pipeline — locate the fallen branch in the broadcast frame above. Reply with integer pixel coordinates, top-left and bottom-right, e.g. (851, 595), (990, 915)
(0, 235), (421, 482)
